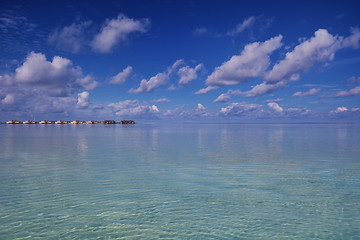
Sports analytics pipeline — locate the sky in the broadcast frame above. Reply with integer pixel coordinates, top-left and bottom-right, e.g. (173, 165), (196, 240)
(0, 0), (359, 122)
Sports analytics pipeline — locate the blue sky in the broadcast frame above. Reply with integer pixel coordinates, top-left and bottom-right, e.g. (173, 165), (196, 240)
(0, 0), (359, 122)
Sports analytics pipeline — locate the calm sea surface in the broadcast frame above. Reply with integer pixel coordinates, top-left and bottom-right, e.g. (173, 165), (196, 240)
(0, 123), (359, 239)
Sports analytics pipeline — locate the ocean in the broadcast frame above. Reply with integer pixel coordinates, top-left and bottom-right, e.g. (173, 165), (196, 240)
(0, 123), (359, 239)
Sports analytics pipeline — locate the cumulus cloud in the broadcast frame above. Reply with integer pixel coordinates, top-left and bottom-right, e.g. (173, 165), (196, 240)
(334, 86), (360, 97)
(108, 99), (159, 117)
(178, 63), (203, 85)
(91, 14), (150, 53)
(129, 59), (184, 93)
(197, 103), (206, 110)
(129, 72), (168, 93)
(293, 88), (321, 97)
(203, 35), (282, 90)
(48, 21), (92, 53)
(0, 52), (98, 119)
(193, 104), (209, 117)
(151, 105), (159, 112)
(330, 106), (348, 115)
(76, 91), (89, 108)
(109, 66), (133, 85)
(14, 52), (98, 93)
(227, 16), (256, 36)
(267, 102), (283, 112)
(329, 106), (360, 119)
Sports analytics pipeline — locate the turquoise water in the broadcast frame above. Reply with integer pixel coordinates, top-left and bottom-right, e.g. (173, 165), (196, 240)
(0, 123), (359, 239)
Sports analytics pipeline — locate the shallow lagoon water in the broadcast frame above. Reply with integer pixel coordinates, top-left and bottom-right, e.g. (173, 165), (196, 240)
(0, 123), (359, 239)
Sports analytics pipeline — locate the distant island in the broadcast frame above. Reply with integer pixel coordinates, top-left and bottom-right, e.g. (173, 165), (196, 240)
(1, 120), (135, 125)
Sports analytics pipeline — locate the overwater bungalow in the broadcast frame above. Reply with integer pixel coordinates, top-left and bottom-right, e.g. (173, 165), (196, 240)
(23, 120), (37, 124)
(86, 120), (99, 124)
(119, 120), (136, 124)
(102, 120), (116, 124)
(6, 120), (22, 124)
(70, 120), (84, 124)
(55, 120), (69, 124)
(39, 120), (53, 124)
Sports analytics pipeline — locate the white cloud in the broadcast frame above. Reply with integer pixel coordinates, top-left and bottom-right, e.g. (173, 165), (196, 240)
(75, 76), (98, 90)
(0, 52), (100, 119)
(219, 102), (263, 116)
(217, 101), (315, 119)
(178, 63), (203, 85)
(334, 86), (360, 97)
(129, 59), (184, 93)
(205, 29), (360, 98)
(195, 86), (219, 94)
(163, 104), (209, 118)
(227, 16), (256, 36)
(267, 102), (283, 112)
(284, 108), (312, 117)
(15, 52), (73, 84)
(205, 35), (283, 87)
(242, 81), (286, 97)
(293, 88), (321, 97)
(1, 94), (14, 104)
(167, 85), (176, 91)
(151, 105), (159, 112)
(197, 103), (206, 110)
(76, 91), (89, 108)
(108, 99), (159, 117)
(213, 89), (243, 103)
(129, 72), (168, 93)
(330, 106), (348, 115)
(153, 98), (170, 103)
(168, 59), (185, 75)
(48, 21), (92, 53)
(341, 27), (360, 48)
(213, 93), (231, 103)
(329, 106), (360, 119)
(92, 14), (150, 53)
(14, 52), (98, 93)
(109, 66), (133, 85)
(264, 29), (360, 84)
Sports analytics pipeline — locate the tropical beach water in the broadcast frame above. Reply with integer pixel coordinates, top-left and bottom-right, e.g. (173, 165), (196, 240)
(0, 123), (359, 239)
